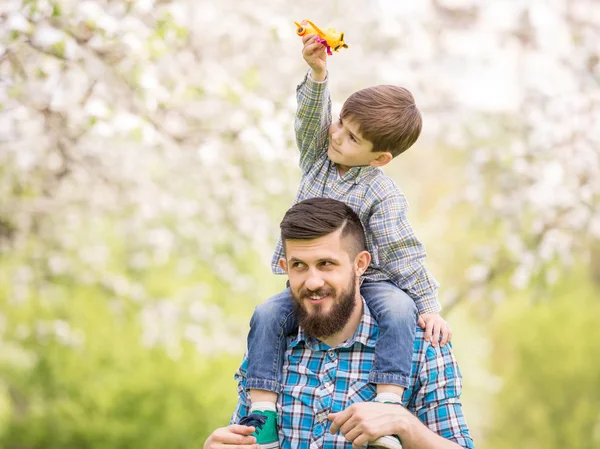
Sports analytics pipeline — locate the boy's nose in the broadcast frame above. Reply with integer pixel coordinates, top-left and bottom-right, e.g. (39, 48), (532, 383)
(330, 128), (342, 144)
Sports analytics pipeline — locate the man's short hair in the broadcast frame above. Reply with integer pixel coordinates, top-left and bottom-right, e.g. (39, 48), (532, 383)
(280, 198), (366, 257)
(341, 85), (422, 158)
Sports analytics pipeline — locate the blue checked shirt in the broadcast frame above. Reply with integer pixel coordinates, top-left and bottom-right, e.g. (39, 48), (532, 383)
(231, 297), (474, 449)
(271, 71), (441, 314)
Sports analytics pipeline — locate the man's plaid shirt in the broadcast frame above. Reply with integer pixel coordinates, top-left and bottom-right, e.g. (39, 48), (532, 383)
(271, 71), (441, 314)
(231, 297), (474, 449)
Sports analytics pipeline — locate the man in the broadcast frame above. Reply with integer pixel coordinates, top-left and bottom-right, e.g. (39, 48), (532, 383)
(204, 198), (474, 449)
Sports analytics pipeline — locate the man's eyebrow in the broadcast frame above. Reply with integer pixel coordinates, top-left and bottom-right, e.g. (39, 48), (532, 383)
(318, 257), (340, 264)
(288, 257), (304, 263)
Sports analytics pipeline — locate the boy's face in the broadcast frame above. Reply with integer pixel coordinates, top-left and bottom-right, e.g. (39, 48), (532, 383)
(328, 117), (388, 171)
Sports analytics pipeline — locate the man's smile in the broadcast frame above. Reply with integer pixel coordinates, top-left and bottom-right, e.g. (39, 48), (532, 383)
(302, 288), (334, 305)
(306, 293), (329, 304)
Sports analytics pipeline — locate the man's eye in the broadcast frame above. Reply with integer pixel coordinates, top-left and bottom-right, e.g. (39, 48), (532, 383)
(349, 134), (357, 142)
(293, 262), (305, 268)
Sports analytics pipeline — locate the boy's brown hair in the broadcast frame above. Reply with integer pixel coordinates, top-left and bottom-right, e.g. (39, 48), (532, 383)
(340, 85), (422, 158)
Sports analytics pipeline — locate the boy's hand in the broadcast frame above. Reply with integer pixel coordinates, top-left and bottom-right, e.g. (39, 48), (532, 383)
(418, 313), (452, 347)
(302, 34), (327, 81)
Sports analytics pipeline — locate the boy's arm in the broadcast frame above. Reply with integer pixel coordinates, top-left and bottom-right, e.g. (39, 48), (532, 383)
(295, 71), (332, 173)
(296, 34), (332, 174)
(370, 190), (441, 315)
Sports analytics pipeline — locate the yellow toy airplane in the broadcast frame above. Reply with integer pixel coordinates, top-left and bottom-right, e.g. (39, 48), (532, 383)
(294, 19), (348, 55)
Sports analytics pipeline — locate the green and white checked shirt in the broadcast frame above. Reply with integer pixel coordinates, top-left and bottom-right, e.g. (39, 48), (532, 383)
(271, 71), (441, 314)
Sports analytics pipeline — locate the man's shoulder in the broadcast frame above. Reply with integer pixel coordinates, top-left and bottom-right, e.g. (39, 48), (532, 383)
(411, 328), (458, 373)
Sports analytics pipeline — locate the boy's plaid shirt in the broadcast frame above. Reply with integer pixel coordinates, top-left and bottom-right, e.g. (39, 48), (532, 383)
(271, 71), (441, 314)
(231, 298), (475, 449)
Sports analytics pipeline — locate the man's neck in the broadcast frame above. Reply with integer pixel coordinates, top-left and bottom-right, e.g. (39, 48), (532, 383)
(319, 295), (364, 348)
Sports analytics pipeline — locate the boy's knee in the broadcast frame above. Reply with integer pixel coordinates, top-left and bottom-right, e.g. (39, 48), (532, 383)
(382, 288), (417, 318)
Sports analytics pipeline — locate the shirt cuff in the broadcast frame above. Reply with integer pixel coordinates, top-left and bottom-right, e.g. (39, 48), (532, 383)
(298, 69), (329, 100)
(417, 300), (443, 315)
(308, 69), (328, 84)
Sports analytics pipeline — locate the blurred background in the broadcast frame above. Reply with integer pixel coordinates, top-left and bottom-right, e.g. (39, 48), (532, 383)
(1, 0), (599, 448)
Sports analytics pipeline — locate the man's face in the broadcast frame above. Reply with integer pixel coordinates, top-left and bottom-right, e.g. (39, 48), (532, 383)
(280, 228), (360, 339)
(328, 117), (379, 171)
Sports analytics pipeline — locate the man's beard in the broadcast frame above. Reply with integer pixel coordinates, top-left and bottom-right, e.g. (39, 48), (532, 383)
(292, 275), (357, 340)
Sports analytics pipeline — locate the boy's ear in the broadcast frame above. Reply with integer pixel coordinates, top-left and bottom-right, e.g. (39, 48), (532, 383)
(278, 257), (288, 273)
(369, 152), (393, 168)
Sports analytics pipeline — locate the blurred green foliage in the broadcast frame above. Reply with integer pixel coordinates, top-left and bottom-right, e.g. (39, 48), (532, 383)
(0, 253), (246, 448)
(488, 270), (600, 449)
(1, 0), (598, 448)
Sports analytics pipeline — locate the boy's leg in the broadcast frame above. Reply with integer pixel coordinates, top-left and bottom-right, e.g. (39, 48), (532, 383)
(361, 280), (417, 392)
(245, 288), (296, 448)
(361, 281), (417, 449)
(247, 287), (297, 395)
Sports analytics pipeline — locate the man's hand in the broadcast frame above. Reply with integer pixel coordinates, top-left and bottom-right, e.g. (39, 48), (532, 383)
(302, 34), (327, 81)
(418, 313), (452, 347)
(203, 424), (259, 449)
(328, 402), (409, 449)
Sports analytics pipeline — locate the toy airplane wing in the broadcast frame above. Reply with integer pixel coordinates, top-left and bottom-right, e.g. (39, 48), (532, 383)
(305, 19), (326, 38)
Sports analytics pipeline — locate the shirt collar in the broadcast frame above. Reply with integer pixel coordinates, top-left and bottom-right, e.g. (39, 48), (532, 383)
(334, 162), (378, 185)
(288, 296), (379, 351)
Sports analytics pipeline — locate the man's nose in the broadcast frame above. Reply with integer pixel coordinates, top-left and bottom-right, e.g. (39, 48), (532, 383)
(304, 270), (325, 291)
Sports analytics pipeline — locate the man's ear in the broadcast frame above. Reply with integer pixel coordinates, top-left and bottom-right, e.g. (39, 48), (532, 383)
(354, 250), (371, 276)
(369, 152), (393, 168)
(278, 257), (288, 273)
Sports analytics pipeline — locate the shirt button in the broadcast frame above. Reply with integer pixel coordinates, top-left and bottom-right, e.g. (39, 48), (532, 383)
(327, 350), (336, 359)
(316, 410), (328, 423)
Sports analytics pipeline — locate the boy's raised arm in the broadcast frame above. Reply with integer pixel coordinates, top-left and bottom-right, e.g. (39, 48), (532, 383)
(295, 35), (332, 174)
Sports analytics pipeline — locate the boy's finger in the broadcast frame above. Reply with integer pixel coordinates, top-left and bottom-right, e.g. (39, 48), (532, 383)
(425, 319), (434, 342)
(302, 34), (317, 44)
(305, 42), (325, 55)
(432, 323), (441, 347)
(417, 316), (426, 329)
(440, 324), (449, 346)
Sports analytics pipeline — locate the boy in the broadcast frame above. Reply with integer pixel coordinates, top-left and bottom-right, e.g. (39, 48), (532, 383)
(243, 34), (451, 449)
